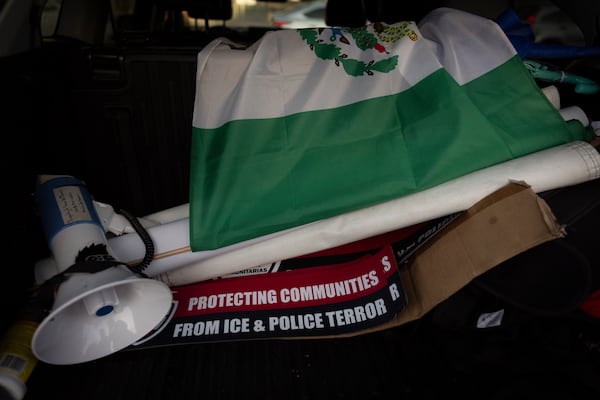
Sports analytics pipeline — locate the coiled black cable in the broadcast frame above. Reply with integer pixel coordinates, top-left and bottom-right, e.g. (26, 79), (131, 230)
(117, 208), (155, 276)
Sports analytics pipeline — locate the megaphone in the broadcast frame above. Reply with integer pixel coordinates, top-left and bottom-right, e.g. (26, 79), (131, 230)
(31, 175), (173, 365)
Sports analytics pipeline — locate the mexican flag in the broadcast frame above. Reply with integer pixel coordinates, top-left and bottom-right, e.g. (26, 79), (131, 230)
(189, 7), (591, 251)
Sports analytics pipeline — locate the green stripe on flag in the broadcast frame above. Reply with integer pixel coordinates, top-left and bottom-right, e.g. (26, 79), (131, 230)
(190, 55), (591, 250)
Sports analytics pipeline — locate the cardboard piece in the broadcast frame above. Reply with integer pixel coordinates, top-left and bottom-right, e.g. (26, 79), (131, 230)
(358, 180), (566, 334)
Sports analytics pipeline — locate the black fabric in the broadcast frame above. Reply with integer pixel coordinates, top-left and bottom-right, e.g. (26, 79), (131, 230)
(468, 177), (600, 317)
(424, 177), (600, 399)
(542, 178), (600, 294)
(427, 290), (600, 398)
(473, 238), (592, 316)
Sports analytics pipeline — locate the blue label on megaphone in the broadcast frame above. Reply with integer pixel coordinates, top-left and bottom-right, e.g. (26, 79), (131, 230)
(35, 176), (103, 245)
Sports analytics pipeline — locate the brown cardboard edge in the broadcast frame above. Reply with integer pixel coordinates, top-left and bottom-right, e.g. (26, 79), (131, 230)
(293, 180), (566, 339)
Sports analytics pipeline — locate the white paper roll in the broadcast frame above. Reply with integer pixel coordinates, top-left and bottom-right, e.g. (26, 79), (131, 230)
(541, 85), (560, 109)
(559, 106), (590, 127)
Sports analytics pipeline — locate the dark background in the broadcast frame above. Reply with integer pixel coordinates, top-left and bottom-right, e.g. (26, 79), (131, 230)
(1, 1), (599, 399)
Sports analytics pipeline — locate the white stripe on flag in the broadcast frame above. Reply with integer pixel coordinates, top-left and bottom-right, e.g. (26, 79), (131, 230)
(193, 8), (517, 130)
(419, 7), (517, 84)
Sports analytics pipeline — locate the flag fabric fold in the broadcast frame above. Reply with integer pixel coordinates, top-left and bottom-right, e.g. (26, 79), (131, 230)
(189, 7), (592, 251)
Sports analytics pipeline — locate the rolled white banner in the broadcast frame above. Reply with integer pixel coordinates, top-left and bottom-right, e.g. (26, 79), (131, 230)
(541, 85), (560, 109)
(559, 106), (590, 127)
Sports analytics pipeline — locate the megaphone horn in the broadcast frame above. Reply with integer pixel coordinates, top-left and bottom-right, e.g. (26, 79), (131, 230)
(31, 175), (172, 365)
